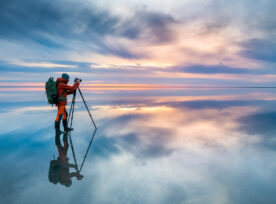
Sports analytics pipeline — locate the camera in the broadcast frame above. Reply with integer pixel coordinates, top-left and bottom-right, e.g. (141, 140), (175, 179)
(75, 78), (82, 82)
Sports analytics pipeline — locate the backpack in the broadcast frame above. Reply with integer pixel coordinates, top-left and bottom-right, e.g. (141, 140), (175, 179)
(45, 77), (58, 105)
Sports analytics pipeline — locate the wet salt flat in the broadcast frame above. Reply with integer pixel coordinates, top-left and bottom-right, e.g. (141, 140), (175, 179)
(1, 88), (276, 204)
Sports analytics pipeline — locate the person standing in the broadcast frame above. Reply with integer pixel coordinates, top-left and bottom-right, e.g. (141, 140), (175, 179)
(55, 73), (80, 134)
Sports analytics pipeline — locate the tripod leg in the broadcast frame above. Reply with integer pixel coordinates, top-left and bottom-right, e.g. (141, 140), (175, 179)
(77, 88), (98, 172)
(78, 87), (97, 129)
(67, 91), (76, 126)
(67, 88), (97, 172)
(80, 128), (97, 171)
(67, 91), (79, 171)
(68, 131), (79, 171)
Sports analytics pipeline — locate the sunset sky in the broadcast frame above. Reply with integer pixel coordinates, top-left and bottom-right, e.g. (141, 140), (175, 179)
(2, 1), (276, 202)
(1, 0), (276, 87)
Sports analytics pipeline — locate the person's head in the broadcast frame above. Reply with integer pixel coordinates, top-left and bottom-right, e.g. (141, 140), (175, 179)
(62, 73), (70, 82)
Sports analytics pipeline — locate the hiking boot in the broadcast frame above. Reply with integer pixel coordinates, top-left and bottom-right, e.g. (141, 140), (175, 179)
(62, 119), (73, 132)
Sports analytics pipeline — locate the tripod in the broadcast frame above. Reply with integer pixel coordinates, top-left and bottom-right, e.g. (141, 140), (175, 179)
(67, 87), (97, 172)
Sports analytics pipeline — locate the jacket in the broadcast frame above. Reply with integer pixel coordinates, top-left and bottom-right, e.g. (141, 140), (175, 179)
(56, 78), (79, 105)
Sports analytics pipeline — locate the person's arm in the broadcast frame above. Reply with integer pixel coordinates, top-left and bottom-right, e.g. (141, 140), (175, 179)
(69, 172), (84, 180)
(67, 89), (75, 95)
(68, 163), (77, 169)
(59, 81), (80, 95)
(60, 81), (79, 92)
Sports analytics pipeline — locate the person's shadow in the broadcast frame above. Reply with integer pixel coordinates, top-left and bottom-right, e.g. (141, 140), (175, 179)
(48, 131), (83, 187)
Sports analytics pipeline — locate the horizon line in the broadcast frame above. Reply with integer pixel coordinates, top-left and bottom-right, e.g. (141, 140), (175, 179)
(0, 83), (276, 90)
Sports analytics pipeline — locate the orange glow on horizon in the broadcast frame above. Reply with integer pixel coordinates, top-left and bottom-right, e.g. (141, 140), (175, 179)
(0, 82), (189, 90)
(0, 83), (189, 91)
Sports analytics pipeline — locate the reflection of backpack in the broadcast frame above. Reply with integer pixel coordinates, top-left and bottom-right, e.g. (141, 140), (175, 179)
(48, 160), (61, 184)
(45, 77), (58, 105)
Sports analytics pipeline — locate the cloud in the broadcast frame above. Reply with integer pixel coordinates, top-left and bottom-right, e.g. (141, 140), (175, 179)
(238, 111), (276, 151)
(163, 100), (252, 110)
(0, 0), (177, 60)
(1, 0), (276, 86)
(119, 128), (174, 158)
(3, 89), (276, 203)
(119, 11), (176, 44)
(95, 113), (175, 159)
(172, 64), (251, 74)
(0, 0), (130, 57)
(240, 38), (276, 62)
(91, 132), (120, 158)
(238, 112), (276, 135)
(0, 62), (78, 73)
(0, 0), (118, 40)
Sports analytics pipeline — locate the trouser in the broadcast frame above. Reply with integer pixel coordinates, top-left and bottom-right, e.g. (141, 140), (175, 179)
(56, 105), (68, 122)
(55, 131), (69, 156)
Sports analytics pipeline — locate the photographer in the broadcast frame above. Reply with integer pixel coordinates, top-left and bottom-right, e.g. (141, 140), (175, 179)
(55, 73), (81, 134)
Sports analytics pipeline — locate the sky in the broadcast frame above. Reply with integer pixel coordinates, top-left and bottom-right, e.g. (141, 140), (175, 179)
(2, 2), (276, 202)
(0, 0), (276, 86)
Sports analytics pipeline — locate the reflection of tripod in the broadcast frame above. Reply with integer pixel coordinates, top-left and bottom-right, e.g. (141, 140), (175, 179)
(67, 87), (97, 172)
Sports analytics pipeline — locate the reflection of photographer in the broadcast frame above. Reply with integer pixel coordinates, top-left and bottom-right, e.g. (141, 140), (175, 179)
(48, 157), (83, 187)
(48, 131), (83, 187)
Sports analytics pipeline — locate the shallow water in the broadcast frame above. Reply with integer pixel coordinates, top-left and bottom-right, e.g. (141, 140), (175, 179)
(1, 88), (276, 204)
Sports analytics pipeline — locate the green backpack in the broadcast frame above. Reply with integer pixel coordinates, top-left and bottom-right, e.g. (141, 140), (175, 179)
(45, 77), (58, 105)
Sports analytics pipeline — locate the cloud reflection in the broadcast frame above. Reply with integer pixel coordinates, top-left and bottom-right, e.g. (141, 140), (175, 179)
(1, 89), (276, 203)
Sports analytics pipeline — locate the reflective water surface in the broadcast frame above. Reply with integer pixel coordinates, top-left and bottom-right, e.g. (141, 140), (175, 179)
(1, 88), (276, 204)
